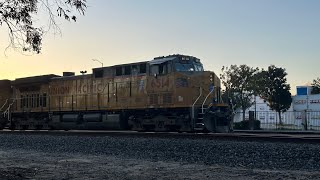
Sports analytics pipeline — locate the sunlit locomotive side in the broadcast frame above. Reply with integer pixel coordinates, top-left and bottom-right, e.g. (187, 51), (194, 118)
(0, 55), (232, 132)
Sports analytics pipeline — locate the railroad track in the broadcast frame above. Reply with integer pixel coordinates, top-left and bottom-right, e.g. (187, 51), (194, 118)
(1, 129), (320, 143)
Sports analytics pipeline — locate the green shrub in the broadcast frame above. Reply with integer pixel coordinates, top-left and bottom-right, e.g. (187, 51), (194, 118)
(234, 120), (261, 130)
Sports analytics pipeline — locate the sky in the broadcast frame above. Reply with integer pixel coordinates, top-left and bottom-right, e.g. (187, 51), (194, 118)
(1, 0), (320, 95)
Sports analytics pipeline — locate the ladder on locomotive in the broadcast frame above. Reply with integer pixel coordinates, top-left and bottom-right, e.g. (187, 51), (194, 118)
(192, 87), (214, 131)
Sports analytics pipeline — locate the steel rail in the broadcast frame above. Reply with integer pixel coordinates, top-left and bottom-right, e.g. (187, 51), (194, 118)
(1, 130), (320, 143)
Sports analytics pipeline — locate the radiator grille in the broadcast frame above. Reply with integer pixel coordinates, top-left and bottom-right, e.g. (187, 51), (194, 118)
(149, 94), (158, 105)
(163, 93), (172, 104)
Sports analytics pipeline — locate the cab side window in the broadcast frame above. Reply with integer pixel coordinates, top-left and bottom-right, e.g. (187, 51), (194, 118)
(150, 62), (171, 76)
(124, 66), (131, 75)
(139, 63), (147, 74)
(150, 65), (159, 75)
(115, 67), (122, 76)
(132, 65), (138, 75)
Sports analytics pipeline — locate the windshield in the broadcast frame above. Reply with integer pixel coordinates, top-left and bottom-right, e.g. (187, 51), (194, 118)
(175, 62), (204, 72)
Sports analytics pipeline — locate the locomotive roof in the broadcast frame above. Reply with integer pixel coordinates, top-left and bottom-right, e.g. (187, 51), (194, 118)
(10, 55), (202, 84)
(92, 61), (148, 71)
(12, 74), (60, 86)
(51, 74), (92, 80)
(0, 80), (11, 89)
(92, 54), (200, 70)
(149, 57), (176, 65)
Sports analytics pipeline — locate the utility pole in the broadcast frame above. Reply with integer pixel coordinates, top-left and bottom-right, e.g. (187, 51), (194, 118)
(254, 95), (257, 120)
(92, 59), (104, 68)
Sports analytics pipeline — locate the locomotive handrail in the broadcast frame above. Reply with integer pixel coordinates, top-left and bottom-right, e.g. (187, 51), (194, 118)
(191, 87), (202, 121)
(3, 99), (15, 121)
(0, 99), (8, 112)
(201, 88), (214, 114)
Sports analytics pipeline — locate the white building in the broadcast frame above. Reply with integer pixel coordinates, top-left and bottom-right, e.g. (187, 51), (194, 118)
(233, 86), (320, 129)
(293, 86), (320, 111)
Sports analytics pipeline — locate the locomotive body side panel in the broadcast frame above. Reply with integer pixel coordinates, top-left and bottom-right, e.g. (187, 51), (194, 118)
(146, 73), (174, 108)
(0, 80), (12, 108)
(12, 75), (57, 113)
(48, 75), (95, 112)
(129, 75), (148, 109)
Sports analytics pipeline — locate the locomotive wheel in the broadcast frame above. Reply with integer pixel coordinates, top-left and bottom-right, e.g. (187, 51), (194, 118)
(153, 116), (168, 132)
(155, 121), (166, 131)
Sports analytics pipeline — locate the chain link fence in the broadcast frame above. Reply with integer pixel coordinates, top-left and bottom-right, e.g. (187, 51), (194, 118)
(233, 110), (320, 131)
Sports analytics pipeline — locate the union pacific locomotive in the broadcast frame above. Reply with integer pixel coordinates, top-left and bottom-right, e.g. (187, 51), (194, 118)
(0, 54), (232, 132)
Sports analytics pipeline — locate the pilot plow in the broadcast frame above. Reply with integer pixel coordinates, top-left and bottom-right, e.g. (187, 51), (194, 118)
(203, 104), (233, 133)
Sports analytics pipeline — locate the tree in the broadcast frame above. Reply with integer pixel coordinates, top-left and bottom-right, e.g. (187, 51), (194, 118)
(256, 65), (292, 125)
(0, 0), (87, 54)
(221, 88), (240, 112)
(311, 78), (320, 94)
(220, 65), (259, 121)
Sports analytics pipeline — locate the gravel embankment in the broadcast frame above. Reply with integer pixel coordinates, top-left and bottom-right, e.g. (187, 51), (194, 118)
(0, 133), (320, 171)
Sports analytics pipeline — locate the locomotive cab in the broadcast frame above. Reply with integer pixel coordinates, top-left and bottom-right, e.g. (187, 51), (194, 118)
(149, 55), (204, 75)
(146, 55), (232, 132)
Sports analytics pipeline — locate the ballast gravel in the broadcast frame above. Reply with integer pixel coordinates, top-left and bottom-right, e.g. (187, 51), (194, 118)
(0, 133), (320, 179)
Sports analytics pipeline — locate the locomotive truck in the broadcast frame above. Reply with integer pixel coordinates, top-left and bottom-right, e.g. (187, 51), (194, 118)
(0, 54), (232, 132)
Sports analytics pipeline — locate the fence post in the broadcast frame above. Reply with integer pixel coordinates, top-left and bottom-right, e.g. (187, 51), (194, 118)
(302, 110), (308, 131)
(249, 111), (254, 130)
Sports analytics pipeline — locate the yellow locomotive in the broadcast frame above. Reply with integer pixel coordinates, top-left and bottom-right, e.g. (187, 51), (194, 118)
(0, 54), (232, 132)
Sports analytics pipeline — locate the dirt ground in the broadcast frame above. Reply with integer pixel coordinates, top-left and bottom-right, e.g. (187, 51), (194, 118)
(1, 149), (320, 180)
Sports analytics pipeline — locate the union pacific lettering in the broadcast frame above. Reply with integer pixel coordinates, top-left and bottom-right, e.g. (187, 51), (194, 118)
(77, 83), (106, 94)
(78, 84), (88, 94)
(50, 86), (71, 95)
(92, 80), (107, 93)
